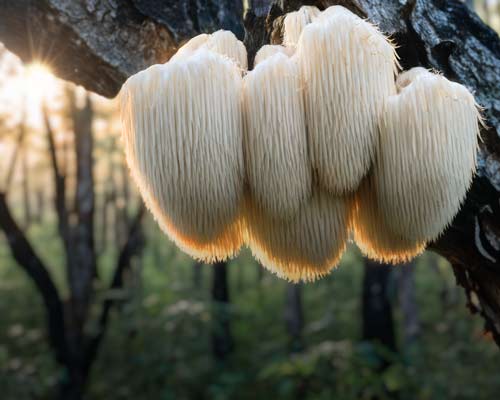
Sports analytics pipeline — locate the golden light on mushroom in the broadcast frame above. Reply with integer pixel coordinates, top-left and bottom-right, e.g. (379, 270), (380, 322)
(374, 68), (480, 243)
(244, 189), (353, 282)
(353, 176), (426, 264)
(295, 6), (398, 194)
(243, 50), (311, 219)
(120, 48), (245, 262)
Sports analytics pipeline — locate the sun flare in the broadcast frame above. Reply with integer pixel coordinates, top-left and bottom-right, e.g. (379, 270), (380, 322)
(22, 62), (56, 103)
(0, 61), (58, 125)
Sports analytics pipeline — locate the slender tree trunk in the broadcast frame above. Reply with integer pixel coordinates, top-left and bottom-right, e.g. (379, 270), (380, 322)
(284, 283), (304, 352)
(397, 263), (420, 348)
(362, 260), (396, 366)
(21, 148), (31, 228)
(34, 186), (44, 223)
(193, 261), (203, 290)
(211, 262), (233, 361)
(256, 263), (264, 284)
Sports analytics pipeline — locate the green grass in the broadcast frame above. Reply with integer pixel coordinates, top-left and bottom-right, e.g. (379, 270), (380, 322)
(0, 219), (499, 399)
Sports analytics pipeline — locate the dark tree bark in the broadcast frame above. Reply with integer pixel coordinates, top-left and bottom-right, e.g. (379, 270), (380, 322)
(0, 192), (69, 366)
(1, 0), (500, 344)
(362, 260), (396, 356)
(0, 0), (244, 97)
(211, 261), (233, 361)
(397, 263), (420, 348)
(193, 261), (203, 290)
(68, 92), (97, 376)
(284, 283), (305, 352)
(21, 146), (32, 228)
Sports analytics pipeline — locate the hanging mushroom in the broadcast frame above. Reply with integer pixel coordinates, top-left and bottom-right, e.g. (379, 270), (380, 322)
(254, 44), (293, 66)
(283, 5), (321, 48)
(170, 33), (209, 61)
(243, 48), (311, 219)
(245, 189), (353, 282)
(295, 5), (398, 194)
(171, 30), (247, 70)
(373, 68), (480, 243)
(204, 30), (248, 70)
(353, 175), (426, 264)
(120, 48), (245, 262)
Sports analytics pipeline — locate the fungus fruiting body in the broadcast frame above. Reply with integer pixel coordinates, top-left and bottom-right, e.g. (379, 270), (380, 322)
(120, 49), (245, 262)
(283, 5), (320, 48)
(171, 30), (247, 70)
(353, 176), (426, 264)
(295, 6), (398, 194)
(244, 189), (353, 282)
(254, 45), (293, 65)
(374, 68), (480, 243)
(243, 51), (311, 219)
(170, 33), (209, 61)
(204, 30), (248, 70)
(120, 8), (481, 278)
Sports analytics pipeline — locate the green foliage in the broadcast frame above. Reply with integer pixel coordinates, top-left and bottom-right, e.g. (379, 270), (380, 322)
(0, 226), (499, 399)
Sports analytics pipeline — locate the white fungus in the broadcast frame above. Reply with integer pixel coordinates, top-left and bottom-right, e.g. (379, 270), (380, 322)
(120, 48), (245, 262)
(170, 30), (247, 71)
(170, 33), (209, 61)
(204, 30), (248, 70)
(244, 189), (353, 282)
(254, 44), (293, 66)
(295, 5), (398, 194)
(353, 175), (426, 264)
(283, 5), (321, 48)
(243, 50), (312, 219)
(120, 5), (481, 274)
(374, 68), (480, 243)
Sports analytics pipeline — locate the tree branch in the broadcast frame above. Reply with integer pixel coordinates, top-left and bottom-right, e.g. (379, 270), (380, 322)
(0, 0), (244, 97)
(3, 105), (26, 191)
(84, 204), (145, 372)
(0, 192), (69, 365)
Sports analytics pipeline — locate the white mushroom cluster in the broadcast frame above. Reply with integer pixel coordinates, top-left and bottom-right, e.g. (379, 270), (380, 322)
(120, 5), (480, 281)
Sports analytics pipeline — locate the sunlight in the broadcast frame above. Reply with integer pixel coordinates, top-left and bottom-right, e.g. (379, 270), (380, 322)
(0, 61), (59, 127)
(21, 62), (55, 103)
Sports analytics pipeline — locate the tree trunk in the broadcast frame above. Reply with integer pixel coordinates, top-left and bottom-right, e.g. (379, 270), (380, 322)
(193, 261), (203, 290)
(397, 263), (420, 348)
(362, 260), (396, 366)
(211, 261), (233, 361)
(284, 283), (304, 352)
(21, 147), (31, 228)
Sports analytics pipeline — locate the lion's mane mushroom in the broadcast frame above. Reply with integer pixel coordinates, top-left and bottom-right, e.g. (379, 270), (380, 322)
(373, 68), (480, 243)
(170, 33), (209, 61)
(295, 5), (398, 194)
(353, 176), (426, 264)
(204, 30), (248, 70)
(244, 189), (353, 282)
(283, 5), (321, 48)
(170, 30), (247, 70)
(243, 49), (311, 219)
(254, 45), (293, 66)
(120, 48), (245, 262)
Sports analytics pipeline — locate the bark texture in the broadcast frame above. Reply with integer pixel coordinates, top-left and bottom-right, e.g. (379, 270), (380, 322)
(1, 0), (500, 343)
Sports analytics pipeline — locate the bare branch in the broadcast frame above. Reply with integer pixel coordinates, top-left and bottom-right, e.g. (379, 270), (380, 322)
(85, 204), (145, 371)
(0, 192), (69, 365)
(3, 104), (26, 191)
